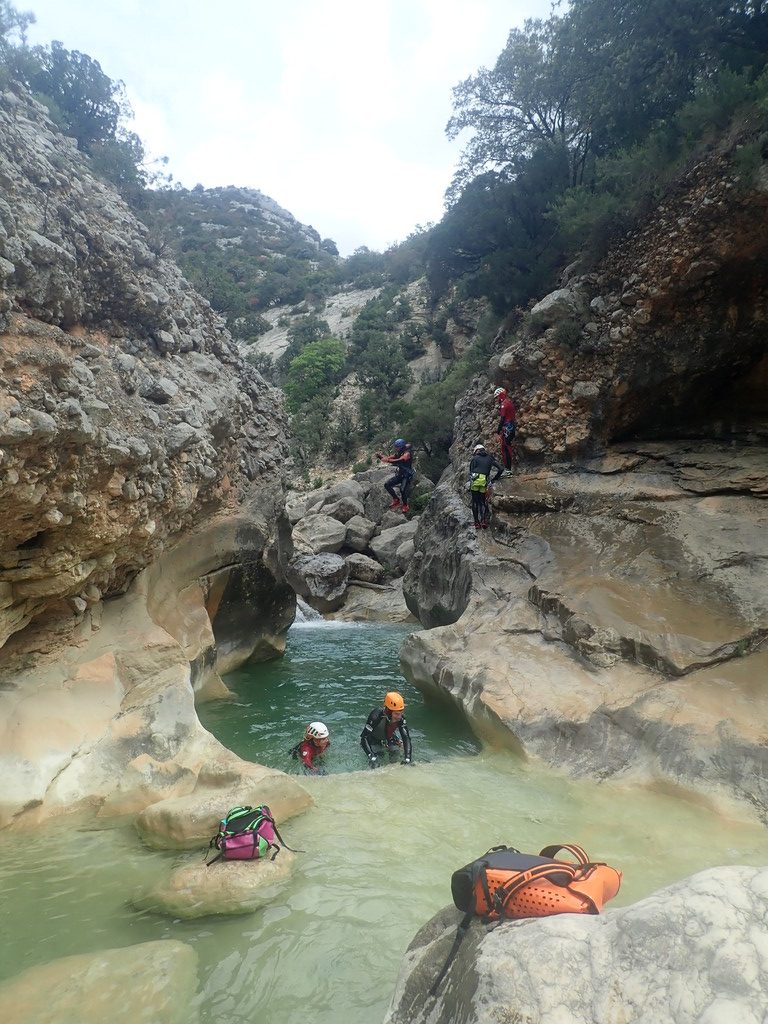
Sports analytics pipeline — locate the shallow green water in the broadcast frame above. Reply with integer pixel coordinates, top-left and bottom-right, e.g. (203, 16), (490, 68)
(1, 622), (767, 1024)
(198, 621), (480, 772)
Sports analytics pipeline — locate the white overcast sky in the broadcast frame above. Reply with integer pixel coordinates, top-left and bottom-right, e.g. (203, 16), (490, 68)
(26, 0), (554, 255)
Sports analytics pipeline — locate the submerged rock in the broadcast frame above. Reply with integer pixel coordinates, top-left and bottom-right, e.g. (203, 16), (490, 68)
(134, 853), (295, 919)
(386, 866), (768, 1024)
(0, 940), (198, 1024)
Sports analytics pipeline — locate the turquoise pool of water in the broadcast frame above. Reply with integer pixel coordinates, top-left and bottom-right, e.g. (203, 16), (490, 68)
(198, 621), (481, 773)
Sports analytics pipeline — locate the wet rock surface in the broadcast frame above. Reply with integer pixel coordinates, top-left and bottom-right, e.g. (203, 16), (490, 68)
(386, 867), (768, 1024)
(134, 852), (296, 919)
(404, 443), (768, 818)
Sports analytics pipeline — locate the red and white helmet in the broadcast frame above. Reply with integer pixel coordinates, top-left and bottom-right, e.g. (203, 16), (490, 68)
(306, 721), (329, 741)
(493, 387), (507, 399)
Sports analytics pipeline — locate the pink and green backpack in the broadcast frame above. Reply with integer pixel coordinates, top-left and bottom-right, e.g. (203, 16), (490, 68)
(205, 805), (299, 865)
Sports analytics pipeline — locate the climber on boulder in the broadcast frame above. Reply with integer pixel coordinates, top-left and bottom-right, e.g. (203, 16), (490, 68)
(494, 387), (517, 470)
(376, 438), (415, 514)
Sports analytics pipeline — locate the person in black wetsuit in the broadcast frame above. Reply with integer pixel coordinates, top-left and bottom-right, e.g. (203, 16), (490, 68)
(360, 691), (413, 768)
(376, 438), (415, 514)
(468, 442), (503, 529)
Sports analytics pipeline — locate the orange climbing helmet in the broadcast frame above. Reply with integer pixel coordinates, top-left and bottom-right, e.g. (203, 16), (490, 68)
(384, 691), (405, 712)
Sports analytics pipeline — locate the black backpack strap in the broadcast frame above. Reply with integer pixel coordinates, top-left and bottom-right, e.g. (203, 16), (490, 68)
(272, 822), (305, 854)
(428, 911), (474, 998)
(539, 843), (590, 865)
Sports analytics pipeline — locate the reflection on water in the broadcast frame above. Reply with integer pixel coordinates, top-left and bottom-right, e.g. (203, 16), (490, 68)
(1, 623), (767, 1024)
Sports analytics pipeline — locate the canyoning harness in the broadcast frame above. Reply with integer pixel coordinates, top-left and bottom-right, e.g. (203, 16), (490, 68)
(429, 843), (618, 997)
(205, 805), (302, 865)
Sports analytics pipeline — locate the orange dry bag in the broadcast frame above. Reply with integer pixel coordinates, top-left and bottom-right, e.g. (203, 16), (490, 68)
(429, 843), (621, 997)
(452, 843), (622, 920)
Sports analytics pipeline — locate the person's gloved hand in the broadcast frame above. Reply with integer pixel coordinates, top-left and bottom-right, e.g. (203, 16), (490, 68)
(368, 754), (379, 769)
(401, 757), (412, 765)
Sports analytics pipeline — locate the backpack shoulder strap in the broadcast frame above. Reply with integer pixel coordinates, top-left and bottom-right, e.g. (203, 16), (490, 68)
(493, 862), (580, 919)
(539, 843), (589, 865)
(428, 911), (474, 998)
(272, 822), (305, 854)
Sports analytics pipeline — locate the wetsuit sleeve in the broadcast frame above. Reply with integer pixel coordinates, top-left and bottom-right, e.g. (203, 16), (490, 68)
(397, 718), (412, 760)
(298, 742), (316, 771)
(491, 456), (504, 481)
(360, 709), (381, 756)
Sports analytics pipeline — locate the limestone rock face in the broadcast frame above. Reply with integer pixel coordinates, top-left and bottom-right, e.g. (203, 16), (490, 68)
(402, 486), (474, 628)
(402, 137), (768, 820)
(482, 139), (768, 458)
(134, 852), (296, 919)
(0, 87), (290, 655)
(403, 445), (768, 819)
(0, 940), (199, 1024)
(386, 867), (768, 1024)
(0, 87), (299, 828)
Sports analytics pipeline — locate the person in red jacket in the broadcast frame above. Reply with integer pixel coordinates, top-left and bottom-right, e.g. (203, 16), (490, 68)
(494, 387), (517, 470)
(376, 438), (415, 514)
(290, 721), (330, 775)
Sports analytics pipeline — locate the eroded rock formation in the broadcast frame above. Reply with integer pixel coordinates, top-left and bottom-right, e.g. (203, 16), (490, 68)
(0, 86), (305, 826)
(385, 866), (768, 1024)
(403, 133), (768, 821)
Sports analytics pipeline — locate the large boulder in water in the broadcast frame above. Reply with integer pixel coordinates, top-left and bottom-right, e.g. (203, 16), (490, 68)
(285, 553), (349, 612)
(385, 866), (768, 1024)
(134, 852), (295, 919)
(135, 768), (312, 850)
(0, 940), (198, 1024)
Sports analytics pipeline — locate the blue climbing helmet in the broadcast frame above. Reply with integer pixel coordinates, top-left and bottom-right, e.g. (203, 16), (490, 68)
(393, 438), (407, 451)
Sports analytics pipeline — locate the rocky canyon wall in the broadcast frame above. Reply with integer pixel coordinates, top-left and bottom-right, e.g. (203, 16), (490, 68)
(403, 131), (768, 822)
(0, 86), (304, 827)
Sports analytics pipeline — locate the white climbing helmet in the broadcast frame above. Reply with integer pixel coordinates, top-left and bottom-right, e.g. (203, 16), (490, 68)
(306, 721), (329, 740)
(493, 387), (507, 399)
(473, 444), (486, 453)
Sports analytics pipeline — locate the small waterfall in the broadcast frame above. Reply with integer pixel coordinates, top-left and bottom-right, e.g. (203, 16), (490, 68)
(295, 596), (323, 623)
